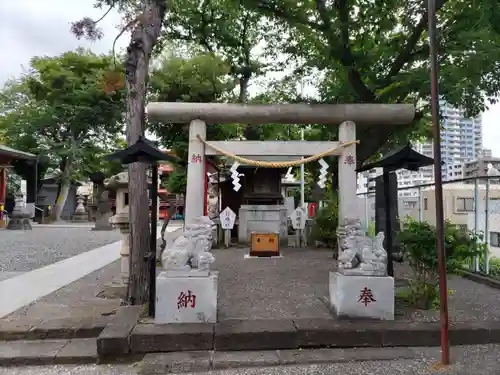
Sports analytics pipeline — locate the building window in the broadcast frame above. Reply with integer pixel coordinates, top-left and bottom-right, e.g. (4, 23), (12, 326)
(491, 232), (500, 247)
(424, 198), (428, 210)
(456, 197), (474, 212)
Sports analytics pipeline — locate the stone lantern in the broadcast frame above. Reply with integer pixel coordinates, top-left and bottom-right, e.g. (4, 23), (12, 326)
(105, 171), (129, 214)
(106, 172), (131, 284)
(7, 191), (32, 230)
(72, 194), (88, 222)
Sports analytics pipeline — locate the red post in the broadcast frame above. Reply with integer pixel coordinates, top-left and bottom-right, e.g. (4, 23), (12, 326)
(203, 161), (208, 216)
(428, 0), (450, 364)
(0, 167), (6, 203)
(0, 167), (6, 224)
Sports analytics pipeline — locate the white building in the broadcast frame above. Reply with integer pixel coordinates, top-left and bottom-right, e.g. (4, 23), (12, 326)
(356, 167), (382, 195)
(446, 163), (464, 180)
(440, 101), (483, 178)
(397, 101), (482, 188)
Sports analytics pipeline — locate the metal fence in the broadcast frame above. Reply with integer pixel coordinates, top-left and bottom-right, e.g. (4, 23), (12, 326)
(356, 175), (500, 278)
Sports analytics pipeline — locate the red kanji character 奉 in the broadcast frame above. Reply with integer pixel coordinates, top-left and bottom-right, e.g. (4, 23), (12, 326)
(358, 287), (376, 306)
(344, 154), (355, 166)
(177, 290), (196, 309)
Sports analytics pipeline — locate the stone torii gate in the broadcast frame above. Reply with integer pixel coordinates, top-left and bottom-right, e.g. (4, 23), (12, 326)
(146, 103), (415, 227)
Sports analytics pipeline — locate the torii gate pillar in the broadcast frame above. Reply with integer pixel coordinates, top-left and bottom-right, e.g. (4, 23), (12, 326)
(184, 119), (206, 224)
(338, 121), (358, 222)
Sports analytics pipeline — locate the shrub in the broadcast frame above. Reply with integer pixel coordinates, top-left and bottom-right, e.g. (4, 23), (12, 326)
(397, 218), (483, 309)
(488, 257), (500, 279)
(310, 192), (338, 250)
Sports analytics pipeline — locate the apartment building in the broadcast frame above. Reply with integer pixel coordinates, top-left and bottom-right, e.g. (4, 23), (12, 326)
(463, 157), (500, 179)
(407, 183), (500, 227)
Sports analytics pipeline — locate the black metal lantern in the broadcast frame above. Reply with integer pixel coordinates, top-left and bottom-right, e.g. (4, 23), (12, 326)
(356, 143), (435, 277)
(104, 136), (183, 317)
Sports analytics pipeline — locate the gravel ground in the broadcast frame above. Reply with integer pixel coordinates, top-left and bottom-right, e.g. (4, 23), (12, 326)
(212, 248), (335, 320)
(0, 344), (499, 374)
(212, 248), (500, 321)
(394, 263), (500, 322)
(0, 228), (122, 272)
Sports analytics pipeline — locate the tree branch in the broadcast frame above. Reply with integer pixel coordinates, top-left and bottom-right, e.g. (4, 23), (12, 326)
(94, 1), (117, 24)
(326, 0), (377, 102)
(252, 1), (326, 32)
(385, 0), (448, 82)
(198, 0), (216, 53)
(112, 17), (140, 65)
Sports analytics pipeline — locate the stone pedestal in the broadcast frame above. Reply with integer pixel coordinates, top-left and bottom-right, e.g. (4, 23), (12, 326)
(238, 205), (288, 244)
(155, 271), (218, 324)
(93, 212), (113, 230)
(329, 272), (394, 320)
(6, 216), (32, 230)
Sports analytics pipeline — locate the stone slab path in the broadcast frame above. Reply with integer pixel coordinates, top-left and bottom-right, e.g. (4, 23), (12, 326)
(0, 223), (183, 321)
(2, 260), (122, 326)
(0, 240), (124, 318)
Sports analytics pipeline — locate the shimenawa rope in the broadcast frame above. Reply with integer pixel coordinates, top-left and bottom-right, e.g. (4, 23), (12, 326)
(196, 135), (359, 168)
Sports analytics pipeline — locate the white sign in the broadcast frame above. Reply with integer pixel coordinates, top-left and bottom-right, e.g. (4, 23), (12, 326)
(220, 206), (236, 229)
(290, 207), (306, 230)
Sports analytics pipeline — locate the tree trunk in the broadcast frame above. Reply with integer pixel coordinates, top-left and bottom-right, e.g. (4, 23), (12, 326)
(51, 156), (73, 221)
(125, 0), (167, 305)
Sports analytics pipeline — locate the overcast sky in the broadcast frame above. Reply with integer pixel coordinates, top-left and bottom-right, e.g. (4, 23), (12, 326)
(1, 0), (498, 156)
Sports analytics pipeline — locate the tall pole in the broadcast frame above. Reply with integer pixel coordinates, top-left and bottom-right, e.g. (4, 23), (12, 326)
(300, 128), (305, 208)
(428, 0), (450, 365)
(149, 162), (158, 317)
(383, 170), (394, 277)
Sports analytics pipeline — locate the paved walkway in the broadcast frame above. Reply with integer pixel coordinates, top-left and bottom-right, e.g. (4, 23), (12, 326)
(0, 223), (183, 319)
(0, 344), (499, 374)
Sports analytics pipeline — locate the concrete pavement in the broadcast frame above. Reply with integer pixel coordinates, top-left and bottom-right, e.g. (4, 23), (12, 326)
(0, 344), (499, 374)
(0, 223), (182, 318)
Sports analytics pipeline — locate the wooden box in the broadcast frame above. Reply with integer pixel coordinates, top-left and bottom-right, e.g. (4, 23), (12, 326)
(250, 232), (280, 257)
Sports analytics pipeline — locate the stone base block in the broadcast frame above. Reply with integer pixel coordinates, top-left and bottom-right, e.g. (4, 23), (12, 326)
(329, 272), (394, 320)
(162, 269), (210, 278)
(72, 212), (88, 222)
(6, 217), (32, 230)
(92, 213), (113, 231)
(156, 272), (218, 324)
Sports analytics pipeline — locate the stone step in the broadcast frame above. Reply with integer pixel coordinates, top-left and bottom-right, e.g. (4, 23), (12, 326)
(137, 346), (435, 374)
(127, 318), (500, 354)
(0, 338), (97, 366)
(0, 317), (109, 341)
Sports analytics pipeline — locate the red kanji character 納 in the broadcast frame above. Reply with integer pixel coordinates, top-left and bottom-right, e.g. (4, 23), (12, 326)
(177, 290), (196, 309)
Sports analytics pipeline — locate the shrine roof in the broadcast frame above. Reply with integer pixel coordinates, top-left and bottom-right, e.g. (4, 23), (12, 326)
(104, 136), (185, 166)
(0, 144), (36, 160)
(356, 143), (434, 173)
